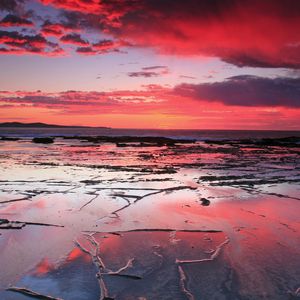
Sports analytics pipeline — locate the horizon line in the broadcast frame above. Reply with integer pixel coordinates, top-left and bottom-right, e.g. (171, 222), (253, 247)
(0, 121), (300, 132)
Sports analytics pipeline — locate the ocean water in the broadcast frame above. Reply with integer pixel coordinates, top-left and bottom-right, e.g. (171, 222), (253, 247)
(1, 127), (300, 140)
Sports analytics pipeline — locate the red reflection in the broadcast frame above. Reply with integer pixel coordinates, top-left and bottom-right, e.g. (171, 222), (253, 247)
(66, 247), (90, 263)
(158, 194), (300, 247)
(67, 248), (82, 261)
(34, 258), (54, 275)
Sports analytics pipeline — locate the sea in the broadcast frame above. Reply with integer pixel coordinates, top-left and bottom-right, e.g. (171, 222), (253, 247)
(0, 127), (300, 141)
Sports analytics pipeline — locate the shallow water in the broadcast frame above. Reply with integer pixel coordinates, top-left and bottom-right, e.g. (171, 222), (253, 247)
(0, 137), (299, 299)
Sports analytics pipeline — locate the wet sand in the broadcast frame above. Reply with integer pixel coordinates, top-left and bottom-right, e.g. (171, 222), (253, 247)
(0, 136), (299, 299)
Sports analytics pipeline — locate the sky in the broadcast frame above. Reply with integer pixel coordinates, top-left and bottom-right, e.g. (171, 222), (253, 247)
(0, 0), (299, 130)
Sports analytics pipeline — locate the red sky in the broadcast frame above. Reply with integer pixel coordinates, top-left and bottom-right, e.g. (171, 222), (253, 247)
(0, 0), (299, 129)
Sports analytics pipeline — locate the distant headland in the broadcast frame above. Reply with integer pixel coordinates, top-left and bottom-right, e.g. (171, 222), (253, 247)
(0, 122), (110, 129)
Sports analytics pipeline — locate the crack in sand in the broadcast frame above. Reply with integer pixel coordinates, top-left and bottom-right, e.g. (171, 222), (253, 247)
(176, 237), (230, 264)
(6, 286), (63, 300)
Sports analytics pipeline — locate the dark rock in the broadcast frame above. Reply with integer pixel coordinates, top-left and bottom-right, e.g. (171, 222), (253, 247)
(200, 198), (210, 206)
(62, 135), (195, 145)
(32, 137), (54, 144)
(1, 137), (20, 141)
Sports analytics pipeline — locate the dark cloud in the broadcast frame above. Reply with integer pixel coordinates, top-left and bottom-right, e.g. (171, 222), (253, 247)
(0, 92), (110, 107)
(76, 46), (97, 55)
(128, 71), (160, 78)
(142, 66), (167, 71)
(0, 30), (47, 47)
(0, 14), (33, 27)
(174, 75), (300, 108)
(128, 66), (169, 77)
(40, 21), (75, 37)
(0, 0), (22, 12)
(0, 47), (13, 53)
(0, 30), (64, 55)
(0, 46), (64, 56)
(75, 39), (122, 55)
(92, 39), (115, 50)
(60, 33), (88, 46)
(221, 51), (300, 69)
(179, 75), (197, 80)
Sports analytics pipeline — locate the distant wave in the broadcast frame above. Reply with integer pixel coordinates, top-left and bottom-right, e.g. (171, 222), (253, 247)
(1, 127), (300, 141)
